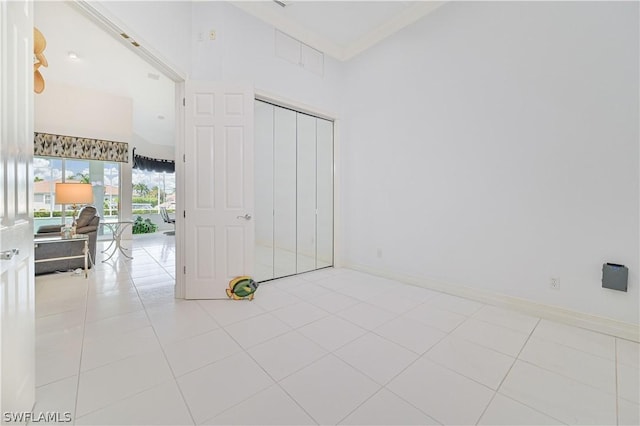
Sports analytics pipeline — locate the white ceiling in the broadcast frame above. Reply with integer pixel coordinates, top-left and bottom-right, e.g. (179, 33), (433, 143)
(34, 1), (176, 147)
(232, 1), (445, 61)
(33, 1), (444, 148)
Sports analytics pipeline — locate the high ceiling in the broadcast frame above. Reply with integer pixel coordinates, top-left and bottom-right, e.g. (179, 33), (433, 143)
(233, 1), (445, 61)
(34, 1), (176, 147)
(33, 1), (444, 148)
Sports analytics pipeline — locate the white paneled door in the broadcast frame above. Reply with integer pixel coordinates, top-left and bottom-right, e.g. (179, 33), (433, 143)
(184, 82), (254, 299)
(0, 0), (36, 417)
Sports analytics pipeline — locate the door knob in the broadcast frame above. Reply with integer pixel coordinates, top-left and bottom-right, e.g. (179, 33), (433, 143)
(236, 214), (252, 220)
(1, 249), (19, 260)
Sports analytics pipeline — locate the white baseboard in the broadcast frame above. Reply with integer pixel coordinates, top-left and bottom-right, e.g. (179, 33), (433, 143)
(346, 262), (640, 342)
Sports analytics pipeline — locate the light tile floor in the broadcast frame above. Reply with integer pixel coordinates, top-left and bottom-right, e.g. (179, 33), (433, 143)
(34, 234), (639, 425)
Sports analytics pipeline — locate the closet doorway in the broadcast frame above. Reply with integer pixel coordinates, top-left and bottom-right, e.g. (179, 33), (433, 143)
(254, 99), (334, 282)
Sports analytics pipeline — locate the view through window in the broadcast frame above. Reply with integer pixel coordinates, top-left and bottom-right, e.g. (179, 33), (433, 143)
(34, 157), (177, 236)
(33, 157), (120, 236)
(131, 169), (176, 214)
(131, 168), (176, 235)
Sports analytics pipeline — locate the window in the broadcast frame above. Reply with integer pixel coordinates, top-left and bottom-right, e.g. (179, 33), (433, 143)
(131, 168), (175, 214)
(33, 156), (121, 229)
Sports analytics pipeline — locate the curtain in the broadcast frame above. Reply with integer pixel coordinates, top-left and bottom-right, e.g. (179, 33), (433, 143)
(132, 148), (175, 173)
(34, 132), (128, 163)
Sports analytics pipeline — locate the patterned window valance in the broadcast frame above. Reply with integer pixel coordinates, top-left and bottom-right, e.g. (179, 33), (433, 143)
(34, 132), (129, 163)
(132, 148), (175, 173)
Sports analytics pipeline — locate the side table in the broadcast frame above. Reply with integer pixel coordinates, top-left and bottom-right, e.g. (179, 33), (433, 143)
(100, 220), (134, 261)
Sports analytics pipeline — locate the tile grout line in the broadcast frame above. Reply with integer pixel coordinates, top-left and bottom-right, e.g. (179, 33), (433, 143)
(474, 317), (541, 425)
(202, 308), (319, 425)
(40, 256), (628, 426)
(133, 246), (198, 426)
(279, 327), (393, 425)
(75, 244), (197, 424)
(477, 317), (570, 426)
(330, 330), (419, 385)
(212, 285), (403, 425)
(70, 378), (178, 422)
(333, 386), (389, 426)
(330, 289), (498, 425)
(244, 338), (327, 425)
(330, 333), (422, 425)
(514, 354), (619, 398)
(379, 386), (445, 426)
(35, 240), (146, 422)
(486, 393), (569, 426)
(73, 248), (133, 424)
(273, 382), (321, 426)
(339, 306), (474, 426)
(471, 313), (539, 336)
(523, 324), (619, 364)
(71, 268), (92, 425)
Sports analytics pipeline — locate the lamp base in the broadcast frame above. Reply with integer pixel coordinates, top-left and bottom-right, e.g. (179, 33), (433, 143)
(71, 204), (79, 236)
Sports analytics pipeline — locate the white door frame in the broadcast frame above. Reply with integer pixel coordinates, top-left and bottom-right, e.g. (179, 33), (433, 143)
(182, 81), (255, 299)
(70, 1), (188, 296)
(1, 0), (36, 415)
(175, 82), (186, 297)
(66, 3), (343, 300)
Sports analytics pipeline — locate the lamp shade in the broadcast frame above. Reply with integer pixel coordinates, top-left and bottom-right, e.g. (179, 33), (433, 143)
(55, 183), (93, 205)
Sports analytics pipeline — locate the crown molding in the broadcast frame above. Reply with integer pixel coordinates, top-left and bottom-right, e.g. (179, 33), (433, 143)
(343, 1), (446, 61)
(230, 1), (347, 60)
(72, 0), (186, 82)
(229, 1), (446, 62)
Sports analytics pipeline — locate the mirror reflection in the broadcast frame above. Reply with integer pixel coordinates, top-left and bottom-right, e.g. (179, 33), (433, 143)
(254, 101), (274, 281)
(273, 107), (297, 278)
(316, 118), (334, 269)
(254, 100), (334, 281)
(296, 113), (316, 274)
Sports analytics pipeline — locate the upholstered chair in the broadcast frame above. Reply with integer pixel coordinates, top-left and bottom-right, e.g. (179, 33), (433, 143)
(35, 205), (100, 274)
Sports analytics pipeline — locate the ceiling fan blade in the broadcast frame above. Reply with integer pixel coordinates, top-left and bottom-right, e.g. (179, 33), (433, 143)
(34, 27), (46, 54)
(35, 52), (48, 68)
(34, 27), (47, 94)
(34, 69), (45, 94)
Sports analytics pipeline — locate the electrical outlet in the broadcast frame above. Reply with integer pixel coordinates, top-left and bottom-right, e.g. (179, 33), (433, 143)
(550, 277), (560, 290)
(209, 30), (216, 40)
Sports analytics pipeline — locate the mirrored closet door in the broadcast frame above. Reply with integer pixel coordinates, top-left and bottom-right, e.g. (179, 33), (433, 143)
(254, 100), (334, 282)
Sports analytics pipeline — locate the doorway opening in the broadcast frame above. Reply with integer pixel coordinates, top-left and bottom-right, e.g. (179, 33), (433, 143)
(33, 1), (185, 294)
(131, 168), (176, 235)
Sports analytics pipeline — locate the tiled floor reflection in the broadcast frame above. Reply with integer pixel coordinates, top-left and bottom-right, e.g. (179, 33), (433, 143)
(34, 234), (639, 425)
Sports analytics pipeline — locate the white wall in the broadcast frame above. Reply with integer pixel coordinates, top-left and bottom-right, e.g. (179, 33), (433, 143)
(35, 81), (134, 236)
(98, 1), (638, 326)
(94, 1), (192, 77)
(35, 81), (132, 143)
(190, 2), (345, 115)
(95, 2), (345, 113)
(341, 1), (639, 325)
(132, 133), (175, 162)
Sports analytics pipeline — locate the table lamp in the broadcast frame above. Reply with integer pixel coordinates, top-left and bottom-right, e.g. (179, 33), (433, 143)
(55, 183), (93, 226)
